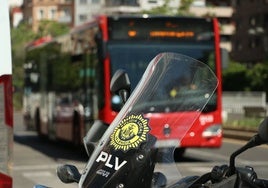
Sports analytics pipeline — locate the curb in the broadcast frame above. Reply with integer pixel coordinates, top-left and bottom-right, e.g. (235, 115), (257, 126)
(223, 128), (257, 141)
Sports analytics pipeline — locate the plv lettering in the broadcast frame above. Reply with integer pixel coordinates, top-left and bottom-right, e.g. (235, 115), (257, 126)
(96, 151), (127, 170)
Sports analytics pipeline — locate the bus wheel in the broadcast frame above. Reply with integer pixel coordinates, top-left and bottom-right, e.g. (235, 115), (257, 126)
(72, 112), (81, 146)
(174, 148), (186, 161)
(35, 109), (42, 137)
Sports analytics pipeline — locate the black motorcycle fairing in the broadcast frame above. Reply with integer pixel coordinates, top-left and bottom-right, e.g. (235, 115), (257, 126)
(81, 132), (158, 188)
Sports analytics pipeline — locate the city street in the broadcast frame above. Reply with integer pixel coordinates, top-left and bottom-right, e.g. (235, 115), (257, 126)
(7, 0), (268, 187)
(13, 112), (86, 188)
(13, 112), (268, 187)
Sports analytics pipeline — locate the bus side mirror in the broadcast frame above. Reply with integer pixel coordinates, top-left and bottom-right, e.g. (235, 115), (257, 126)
(110, 69), (131, 104)
(221, 48), (229, 69)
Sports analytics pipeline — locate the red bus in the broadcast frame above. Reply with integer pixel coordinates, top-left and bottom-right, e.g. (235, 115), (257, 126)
(0, 1), (13, 187)
(24, 15), (225, 155)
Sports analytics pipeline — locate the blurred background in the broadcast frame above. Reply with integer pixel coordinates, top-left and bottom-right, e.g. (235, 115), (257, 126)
(7, 0), (268, 187)
(10, 0), (268, 129)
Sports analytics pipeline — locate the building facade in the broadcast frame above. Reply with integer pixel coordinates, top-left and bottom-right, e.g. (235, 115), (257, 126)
(22, 0), (74, 31)
(9, 0), (23, 28)
(21, 0), (235, 54)
(74, 0), (104, 26)
(189, 0), (234, 51)
(231, 0), (268, 63)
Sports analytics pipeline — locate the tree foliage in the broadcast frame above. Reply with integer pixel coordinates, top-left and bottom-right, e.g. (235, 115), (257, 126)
(11, 21), (70, 109)
(222, 61), (250, 91)
(177, 0), (194, 16)
(11, 23), (37, 109)
(247, 63), (268, 92)
(11, 23), (36, 61)
(37, 20), (70, 38)
(223, 60), (268, 95)
(142, 0), (171, 15)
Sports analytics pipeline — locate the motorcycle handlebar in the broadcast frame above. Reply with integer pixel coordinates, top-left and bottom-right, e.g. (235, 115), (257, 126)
(188, 165), (268, 188)
(254, 178), (268, 188)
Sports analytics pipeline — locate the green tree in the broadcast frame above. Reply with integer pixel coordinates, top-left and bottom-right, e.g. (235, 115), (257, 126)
(246, 63), (268, 92)
(11, 21), (70, 109)
(222, 61), (250, 91)
(142, 0), (171, 15)
(37, 20), (69, 38)
(11, 22), (36, 61)
(222, 59), (268, 95)
(11, 23), (37, 109)
(177, 0), (194, 16)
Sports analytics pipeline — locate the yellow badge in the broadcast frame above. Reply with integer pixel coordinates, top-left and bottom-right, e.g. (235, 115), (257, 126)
(110, 114), (150, 152)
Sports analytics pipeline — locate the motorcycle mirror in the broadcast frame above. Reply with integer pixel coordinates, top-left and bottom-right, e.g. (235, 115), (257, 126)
(152, 172), (167, 187)
(57, 164), (81, 183)
(110, 69), (131, 103)
(258, 117), (268, 143)
(229, 117), (268, 174)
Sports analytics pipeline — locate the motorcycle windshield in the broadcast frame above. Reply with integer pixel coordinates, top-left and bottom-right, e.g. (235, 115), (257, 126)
(79, 53), (218, 188)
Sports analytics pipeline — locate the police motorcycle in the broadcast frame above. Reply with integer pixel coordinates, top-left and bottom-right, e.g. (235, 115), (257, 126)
(36, 52), (268, 188)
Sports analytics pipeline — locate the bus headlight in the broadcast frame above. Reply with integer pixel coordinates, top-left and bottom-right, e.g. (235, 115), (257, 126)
(202, 125), (222, 138)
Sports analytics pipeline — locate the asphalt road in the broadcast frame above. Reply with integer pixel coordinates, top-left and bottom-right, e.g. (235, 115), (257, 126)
(12, 112), (268, 187)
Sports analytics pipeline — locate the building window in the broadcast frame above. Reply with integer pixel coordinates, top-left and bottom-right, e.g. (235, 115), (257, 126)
(63, 8), (71, 17)
(106, 0), (138, 6)
(58, 8), (71, 23)
(249, 37), (261, 48)
(92, 0), (99, 4)
(234, 41), (243, 51)
(79, 14), (87, 22)
(249, 17), (256, 26)
(148, 0), (157, 3)
(48, 8), (57, 20)
(80, 0), (87, 4)
(37, 9), (45, 20)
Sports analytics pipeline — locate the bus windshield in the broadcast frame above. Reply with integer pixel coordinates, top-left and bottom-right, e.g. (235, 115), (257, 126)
(109, 42), (215, 87)
(108, 42), (216, 112)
